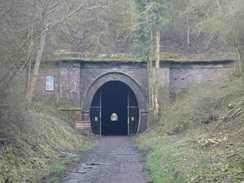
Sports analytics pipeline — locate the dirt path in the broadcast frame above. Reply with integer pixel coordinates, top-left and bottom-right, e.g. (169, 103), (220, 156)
(63, 136), (147, 183)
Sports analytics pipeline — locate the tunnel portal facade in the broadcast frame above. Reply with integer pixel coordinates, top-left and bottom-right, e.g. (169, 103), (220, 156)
(52, 59), (233, 135)
(71, 61), (150, 135)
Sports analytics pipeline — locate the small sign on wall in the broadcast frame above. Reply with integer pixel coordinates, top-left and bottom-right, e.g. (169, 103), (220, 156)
(46, 76), (54, 91)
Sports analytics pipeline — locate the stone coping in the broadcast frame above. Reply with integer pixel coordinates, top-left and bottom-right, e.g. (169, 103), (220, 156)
(57, 107), (82, 111)
(51, 51), (238, 63)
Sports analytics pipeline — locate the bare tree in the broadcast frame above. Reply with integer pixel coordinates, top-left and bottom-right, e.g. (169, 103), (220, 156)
(55, 0), (133, 53)
(26, 0), (107, 104)
(0, 0), (108, 106)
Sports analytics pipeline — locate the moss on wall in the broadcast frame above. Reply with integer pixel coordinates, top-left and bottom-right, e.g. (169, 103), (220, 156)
(51, 50), (238, 63)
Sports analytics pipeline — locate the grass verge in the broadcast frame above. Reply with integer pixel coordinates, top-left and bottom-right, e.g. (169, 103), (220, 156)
(0, 104), (96, 183)
(137, 72), (243, 183)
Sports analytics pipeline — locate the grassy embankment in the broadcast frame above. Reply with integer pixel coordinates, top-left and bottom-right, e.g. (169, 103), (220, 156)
(0, 103), (96, 183)
(137, 70), (243, 183)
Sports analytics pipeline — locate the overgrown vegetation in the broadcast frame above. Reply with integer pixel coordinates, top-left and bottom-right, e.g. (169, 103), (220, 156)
(0, 0), (243, 182)
(137, 70), (244, 183)
(0, 100), (95, 182)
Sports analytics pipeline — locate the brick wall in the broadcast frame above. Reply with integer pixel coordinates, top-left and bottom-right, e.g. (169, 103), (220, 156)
(169, 62), (233, 94)
(58, 61), (81, 107)
(80, 62), (149, 109)
(29, 60), (234, 133)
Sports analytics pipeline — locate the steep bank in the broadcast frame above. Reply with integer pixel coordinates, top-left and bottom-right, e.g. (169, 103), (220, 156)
(137, 70), (243, 183)
(0, 103), (95, 182)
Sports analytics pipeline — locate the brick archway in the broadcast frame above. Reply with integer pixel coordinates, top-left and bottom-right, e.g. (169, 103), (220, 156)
(80, 72), (148, 134)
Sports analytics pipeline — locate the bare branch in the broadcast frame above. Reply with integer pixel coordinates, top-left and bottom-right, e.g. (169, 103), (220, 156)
(46, 5), (106, 30)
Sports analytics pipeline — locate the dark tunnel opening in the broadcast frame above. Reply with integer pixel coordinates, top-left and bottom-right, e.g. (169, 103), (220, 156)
(90, 81), (139, 136)
(101, 81), (128, 135)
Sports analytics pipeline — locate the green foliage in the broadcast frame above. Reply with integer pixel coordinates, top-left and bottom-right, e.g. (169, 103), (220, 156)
(135, 0), (169, 26)
(6, 152), (25, 166)
(0, 102), (96, 182)
(137, 73), (244, 182)
(132, 0), (170, 59)
(138, 136), (214, 183)
(41, 155), (79, 183)
(138, 133), (243, 182)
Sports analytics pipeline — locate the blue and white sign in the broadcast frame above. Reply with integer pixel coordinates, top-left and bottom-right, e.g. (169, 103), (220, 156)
(46, 76), (54, 91)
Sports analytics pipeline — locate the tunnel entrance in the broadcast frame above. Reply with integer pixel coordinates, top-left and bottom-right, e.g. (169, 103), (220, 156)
(90, 81), (139, 135)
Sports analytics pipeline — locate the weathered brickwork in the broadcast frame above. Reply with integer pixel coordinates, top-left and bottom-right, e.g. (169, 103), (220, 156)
(169, 62), (233, 93)
(79, 62), (149, 132)
(80, 62), (149, 108)
(58, 61), (81, 107)
(7, 65), (59, 103)
(30, 59), (234, 134)
(35, 67), (59, 102)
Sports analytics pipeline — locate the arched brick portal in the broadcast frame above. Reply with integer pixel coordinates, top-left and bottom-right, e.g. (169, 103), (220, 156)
(58, 59), (233, 134)
(79, 72), (148, 134)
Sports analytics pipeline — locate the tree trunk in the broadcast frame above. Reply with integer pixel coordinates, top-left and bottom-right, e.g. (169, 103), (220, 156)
(26, 57), (32, 102)
(148, 30), (154, 123)
(153, 27), (160, 119)
(187, 13), (190, 45)
(25, 27), (34, 101)
(235, 44), (244, 77)
(26, 31), (47, 104)
(25, 3), (104, 105)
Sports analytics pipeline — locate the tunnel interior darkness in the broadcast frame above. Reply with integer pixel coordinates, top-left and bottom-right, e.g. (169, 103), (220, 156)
(90, 81), (139, 136)
(102, 81), (127, 135)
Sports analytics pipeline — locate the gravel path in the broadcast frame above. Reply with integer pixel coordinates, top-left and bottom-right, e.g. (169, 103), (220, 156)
(63, 136), (147, 183)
